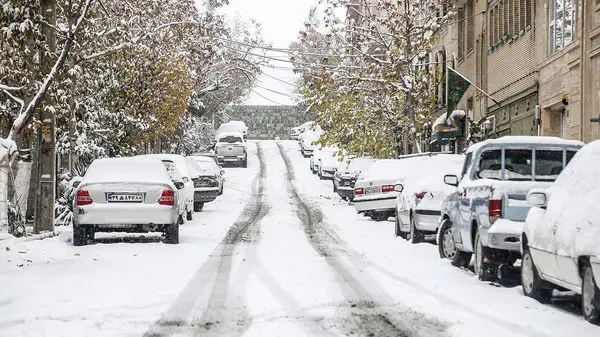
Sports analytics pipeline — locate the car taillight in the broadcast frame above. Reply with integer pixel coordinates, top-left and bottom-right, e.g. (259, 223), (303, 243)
(243, 148), (246, 154)
(415, 192), (427, 199)
(159, 189), (175, 206)
(382, 185), (394, 193)
(354, 188), (364, 196)
(76, 189), (93, 206)
(489, 198), (502, 222)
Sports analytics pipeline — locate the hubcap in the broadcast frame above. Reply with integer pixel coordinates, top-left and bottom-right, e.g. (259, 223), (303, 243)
(583, 268), (596, 316)
(522, 252), (535, 294)
(442, 228), (456, 259)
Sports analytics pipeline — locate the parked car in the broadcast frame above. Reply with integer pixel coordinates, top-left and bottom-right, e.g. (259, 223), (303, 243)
(395, 154), (464, 243)
(290, 121), (315, 140)
(136, 154), (195, 221)
(318, 147), (343, 180)
(521, 140), (600, 323)
(438, 136), (583, 281)
(187, 156), (225, 212)
(73, 158), (184, 246)
(334, 157), (374, 201)
(353, 157), (428, 221)
(191, 152), (219, 166)
(215, 132), (248, 167)
(309, 146), (323, 174)
(299, 129), (322, 157)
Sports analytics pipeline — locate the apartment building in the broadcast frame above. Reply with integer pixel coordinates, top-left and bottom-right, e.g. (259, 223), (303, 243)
(536, 0), (600, 142)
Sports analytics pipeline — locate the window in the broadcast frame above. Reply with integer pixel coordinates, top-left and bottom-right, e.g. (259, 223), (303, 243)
(549, 0), (577, 54)
(534, 150), (565, 181)
(466, 0), (474, 51)
(462, 152), (473, 178)
(478, 150), (502, 179)
(219, 136), (243, 143)
(458, 8), (465, 58)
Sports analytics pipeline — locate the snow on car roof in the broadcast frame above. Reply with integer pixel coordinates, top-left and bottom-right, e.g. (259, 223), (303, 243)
(466, 136), (584, 154)
(136, 154), (191, 178)
(402, 154), (464, 195)
(81, 158), (173, 186)
(218, 131), (244, 138)
(361, 157), (428, 181)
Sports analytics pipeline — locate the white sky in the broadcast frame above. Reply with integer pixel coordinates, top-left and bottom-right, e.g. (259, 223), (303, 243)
(221, 0), (319, 106)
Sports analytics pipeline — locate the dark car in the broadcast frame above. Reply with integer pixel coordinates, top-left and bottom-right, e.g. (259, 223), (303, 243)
(333, 157), (375, 201)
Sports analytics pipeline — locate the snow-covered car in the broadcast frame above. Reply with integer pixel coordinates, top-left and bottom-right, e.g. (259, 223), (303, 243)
(395, 154), (464, 243)
(318, 146), (343, 180)
(353, 157), (428, 221)
(187, 156), (224, 211)
(521, 140), (600, 323)
(299, 130), (322, 157)
(290, 121), (315, 140)
(136, 154), (195, 221)
(72, 158), (184, 246)
(309, 146), (323, 174)
(334, 157), (374, 201)
(439, 136), (583, 281)
(215, 132), (248, 167)
(191, 152), (219, 166)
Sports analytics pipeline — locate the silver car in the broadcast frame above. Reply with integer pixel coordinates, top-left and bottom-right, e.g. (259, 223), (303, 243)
(187, 156), (225, 211)
(73, 158), (186, 246)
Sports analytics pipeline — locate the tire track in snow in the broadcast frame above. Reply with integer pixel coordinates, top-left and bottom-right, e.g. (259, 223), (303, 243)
(277, 142), (448, 337)
(144, 142), (268, 337)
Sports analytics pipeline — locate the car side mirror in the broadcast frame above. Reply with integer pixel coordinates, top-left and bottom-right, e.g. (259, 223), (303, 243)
(444, 174), (459, 187)
(174, 182), (185, 190)
(182, 177), (189, 183)
(394, 184), (404, 192)
(72, 181), (81, 188)
(527, 189), (548, 208)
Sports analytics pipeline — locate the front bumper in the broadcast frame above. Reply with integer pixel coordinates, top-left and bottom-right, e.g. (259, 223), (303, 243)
(353, 196), (396, 212)
(75, 204), (178, 226)
(487, 219), (523, 252)
(194, 188), (220, 202)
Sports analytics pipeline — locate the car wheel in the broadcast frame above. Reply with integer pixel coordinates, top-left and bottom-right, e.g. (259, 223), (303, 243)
(242, 160), (248, 168)
(473, 231), (494, 281)
(521, 247), (553, 304)
(438, 220), (457, 260)
(73, 225), (88, 246)
(333, 182), (337, 193)
(582, 263), (600, 323)
(409, 215), (424, 244)
(371, 212), (388, 222)
(164, 222), (179, 244)
(186, 209), (193, 221)
(194, 202), (204, 212)
(219, 186), (224, 196)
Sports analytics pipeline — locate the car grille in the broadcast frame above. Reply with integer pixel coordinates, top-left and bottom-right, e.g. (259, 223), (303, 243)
(193, 177), (218, 188)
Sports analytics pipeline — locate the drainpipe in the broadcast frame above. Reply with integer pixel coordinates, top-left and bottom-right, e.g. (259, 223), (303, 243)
(580, 1), (586, 141)
(535, 105), (541, 136)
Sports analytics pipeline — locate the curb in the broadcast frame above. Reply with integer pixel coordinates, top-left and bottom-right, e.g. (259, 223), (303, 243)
(0, 231), (56, 245)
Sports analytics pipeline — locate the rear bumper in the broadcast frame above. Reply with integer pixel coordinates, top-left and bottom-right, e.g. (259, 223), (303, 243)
(353, 196), (396, 212)
(75, 204), (178, 226)
(218, 156), (245, 163)
(414, 210), (442, 232)
(194, 188), (220, 202)
(487, 219), (523, 252)
(321, 169), (335, 179)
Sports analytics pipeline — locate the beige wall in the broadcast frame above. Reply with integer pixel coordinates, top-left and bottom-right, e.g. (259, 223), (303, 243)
(582, 0), (600, 142)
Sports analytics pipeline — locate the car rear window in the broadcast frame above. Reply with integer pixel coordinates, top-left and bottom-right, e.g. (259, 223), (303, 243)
(477, 148), (574, 181)
(219, 136), (243, 143)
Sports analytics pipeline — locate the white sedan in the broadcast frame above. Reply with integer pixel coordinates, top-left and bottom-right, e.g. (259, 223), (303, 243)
(73, 158), (185, 246)
(522, 140), (600, 323)
(395, 154), (464, 243)
(353, 157), (427, 221)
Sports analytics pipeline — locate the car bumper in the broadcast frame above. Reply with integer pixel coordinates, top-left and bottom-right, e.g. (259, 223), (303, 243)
(487, 219), (523, 252)
(414, 210), (442, 232)
(353, 196), (396, 212)
(218, 156), (245, 163)
(75, 204), (178, 226)
(194, 187), (220, 202)
(336, 186), (354, 199)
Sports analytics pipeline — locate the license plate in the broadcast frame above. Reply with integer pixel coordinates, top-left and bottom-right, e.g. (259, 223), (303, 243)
(106, 193), (144, 203)
(365, 186), (381, 194)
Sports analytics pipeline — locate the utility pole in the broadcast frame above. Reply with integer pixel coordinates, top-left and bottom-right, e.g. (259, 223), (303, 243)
(33, 0), (57, 233)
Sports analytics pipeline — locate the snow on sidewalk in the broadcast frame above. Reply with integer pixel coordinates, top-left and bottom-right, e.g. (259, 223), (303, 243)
(0, 143), (261, 337)
(279, 140), (600, 337)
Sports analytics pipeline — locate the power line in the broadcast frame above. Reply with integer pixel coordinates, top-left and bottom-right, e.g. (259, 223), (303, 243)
(260, 71), (299, 87)
(255, 83), (299, 97)
(250, 89), (291, 106)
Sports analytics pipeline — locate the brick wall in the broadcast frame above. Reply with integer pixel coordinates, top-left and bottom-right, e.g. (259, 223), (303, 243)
(224, 105), (305, 140)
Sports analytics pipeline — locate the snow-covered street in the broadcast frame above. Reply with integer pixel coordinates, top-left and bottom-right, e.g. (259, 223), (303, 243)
(1, 141), (599, 337)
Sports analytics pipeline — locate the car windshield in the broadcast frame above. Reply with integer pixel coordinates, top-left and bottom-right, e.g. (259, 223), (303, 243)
(477, 148), (575, 181)
(219, 135), (243, 143)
